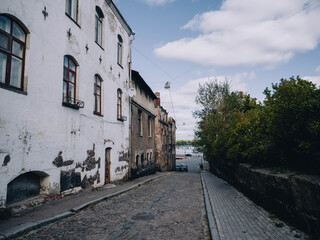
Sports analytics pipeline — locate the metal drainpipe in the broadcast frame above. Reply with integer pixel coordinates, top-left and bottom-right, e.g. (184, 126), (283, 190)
(128, 32), (135, 179)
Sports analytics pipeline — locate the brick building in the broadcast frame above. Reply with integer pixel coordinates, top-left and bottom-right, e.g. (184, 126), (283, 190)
(130, 70), (157, 178)
(154, 92), (176, 171)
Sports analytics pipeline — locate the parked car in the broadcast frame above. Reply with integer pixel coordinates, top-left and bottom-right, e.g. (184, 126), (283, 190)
(176, 163), (188, 172)
(185, 153), (192, 157)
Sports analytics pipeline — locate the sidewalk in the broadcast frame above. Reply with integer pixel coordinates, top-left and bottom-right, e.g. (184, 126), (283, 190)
(0, 172), (168, 239)
(201, 171), (307, 240)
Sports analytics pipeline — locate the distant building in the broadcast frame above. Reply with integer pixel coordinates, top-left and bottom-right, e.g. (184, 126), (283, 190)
(154, 92), (176, 171)
(168, 117), (176, 170)
(0, 0), (133, 207)
(130, 70), (157, 178)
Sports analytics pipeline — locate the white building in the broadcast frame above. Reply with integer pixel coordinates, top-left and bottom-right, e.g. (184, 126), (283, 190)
(0, 0), (133, 207)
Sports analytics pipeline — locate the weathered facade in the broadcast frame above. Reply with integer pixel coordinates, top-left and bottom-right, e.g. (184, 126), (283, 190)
(130, 70), (157, 179)
(0, 0), (133, 207)
(168, 117), (176, 171)
(154, 92), (176, 171)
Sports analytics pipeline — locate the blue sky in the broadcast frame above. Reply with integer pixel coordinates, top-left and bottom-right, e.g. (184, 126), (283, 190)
(115, 0), (320, 140)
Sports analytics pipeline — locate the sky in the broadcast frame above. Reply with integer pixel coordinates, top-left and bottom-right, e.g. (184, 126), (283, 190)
(114, 0), (320, 140)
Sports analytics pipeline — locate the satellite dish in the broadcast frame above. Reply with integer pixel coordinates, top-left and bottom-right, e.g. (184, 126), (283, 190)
(128, 88), (136, 97)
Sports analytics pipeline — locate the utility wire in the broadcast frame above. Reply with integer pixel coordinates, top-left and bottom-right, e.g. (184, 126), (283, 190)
(132, 1), (320, 121)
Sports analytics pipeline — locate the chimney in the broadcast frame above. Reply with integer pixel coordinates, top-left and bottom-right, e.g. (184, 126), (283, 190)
(154, 92), (160, 107)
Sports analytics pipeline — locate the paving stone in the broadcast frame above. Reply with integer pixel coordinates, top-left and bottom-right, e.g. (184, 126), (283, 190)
(20, 173), (210, 240)
(202, 171), (307, 240)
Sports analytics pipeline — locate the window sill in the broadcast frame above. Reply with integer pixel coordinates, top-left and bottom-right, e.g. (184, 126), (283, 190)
(94, 112), (103, 117)
(0, 84), (27, 95)
(62, 102), (80, 110)
(95, 41), (104, 51)
(65, 13), (81, 28)
(117, 63), (123, 69)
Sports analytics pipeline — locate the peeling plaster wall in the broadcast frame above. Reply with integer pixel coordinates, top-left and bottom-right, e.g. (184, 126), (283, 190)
(0, 0), (131, 207)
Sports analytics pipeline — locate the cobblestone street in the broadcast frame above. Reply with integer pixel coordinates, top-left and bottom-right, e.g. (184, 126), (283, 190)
(4, 157), (309, 240)
(19, 172), (209, 240)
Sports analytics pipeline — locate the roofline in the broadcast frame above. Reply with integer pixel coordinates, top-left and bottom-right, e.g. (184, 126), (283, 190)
(132, 70), (157, 99)
(105, 0), (133, 36)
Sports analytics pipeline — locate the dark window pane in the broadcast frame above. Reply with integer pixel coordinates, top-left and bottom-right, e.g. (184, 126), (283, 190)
(64, 56), (68, 67)
(72, 0), (78, 21)
(96, 95), (100, 113)
(69, 72), (75, 83)
(63, 81), (67, 100)
(12, 41), (24, 58)
(0, 52), (7, 84)
(65, 0), (71, 16)
(0, 32), (11, 52)
(69, 59), (76, 71)
(0, 16), (10, 33)
(10, 56), (22, 88)
(63, 67), (68, 80)
(12, 22), (25, 41)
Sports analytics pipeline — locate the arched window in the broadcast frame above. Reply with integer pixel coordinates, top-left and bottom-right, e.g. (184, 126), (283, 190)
(65, 0), (78, 22)
(95, 7), (104, 46)
(117, 34), (123, 66)
(63, 56), (77, 105)
(94, 74), (102, 115)
(117, 88), (122, 120)
(0, 15), (27, 91)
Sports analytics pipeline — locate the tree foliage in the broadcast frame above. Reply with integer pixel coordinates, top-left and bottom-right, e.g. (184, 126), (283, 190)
(194, 76), (320, 174)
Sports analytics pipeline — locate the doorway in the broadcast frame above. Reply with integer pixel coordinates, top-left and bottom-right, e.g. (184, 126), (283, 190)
(105, 148), (111, 184)
(7, 172), (41, 204)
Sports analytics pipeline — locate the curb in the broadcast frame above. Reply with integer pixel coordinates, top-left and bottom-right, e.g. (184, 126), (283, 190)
(0, 173), (164, 239)
(200, 171), (220, 240)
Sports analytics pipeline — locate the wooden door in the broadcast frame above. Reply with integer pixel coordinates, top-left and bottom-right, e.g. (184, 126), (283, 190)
(105, 148), (111, 184)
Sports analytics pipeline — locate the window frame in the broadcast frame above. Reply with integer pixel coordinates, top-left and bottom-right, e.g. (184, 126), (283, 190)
(62, 56), (78, 108)
(65, 0), (79, 23)
(94, 74), (102, 116)
(117, 89), (123, 120)
(138, 110), (142, 136)
(95, 7), (104, 47)
(148, 116), (152, 137)
(117, 34), (123, 66)
(0, 15), (27, 92)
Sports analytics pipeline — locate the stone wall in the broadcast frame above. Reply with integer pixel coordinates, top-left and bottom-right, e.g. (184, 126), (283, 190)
(211, 162), (320, 238)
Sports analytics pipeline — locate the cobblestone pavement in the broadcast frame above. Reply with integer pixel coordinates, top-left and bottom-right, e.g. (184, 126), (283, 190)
(202, 171), (308, 240)
(18, 172), (209, 240)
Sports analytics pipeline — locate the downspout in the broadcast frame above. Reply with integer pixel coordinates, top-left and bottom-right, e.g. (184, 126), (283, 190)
(128, 31), (135, 179)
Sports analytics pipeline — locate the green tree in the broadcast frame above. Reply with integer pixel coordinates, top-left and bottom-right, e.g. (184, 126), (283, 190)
(263, 76), (320, 171)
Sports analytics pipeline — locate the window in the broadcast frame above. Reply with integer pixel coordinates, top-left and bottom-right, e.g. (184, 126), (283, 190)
(94, 75), (102, 115)
(136, 155), (139, 167)
(117, 35), (123, 66)
(63, 56), (77, 105)
(0, 15), (27, 91)
(148, 116), (152, 137)
(138, 110), (142, 136)
(95, 7), (104, 46)
(65, 0), (78, 22)
(117, 89), (122, 120)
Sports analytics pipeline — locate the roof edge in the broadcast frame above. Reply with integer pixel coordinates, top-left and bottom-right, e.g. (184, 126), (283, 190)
(105, 0), (133, 36)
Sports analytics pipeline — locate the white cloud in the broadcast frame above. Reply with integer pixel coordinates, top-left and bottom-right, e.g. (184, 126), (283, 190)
(139, 0), (175, 6)
(154, 0), (320, 67)
(303, 75), (320, 86)
(159, 73), (250, 140)
(315, 65), (320, 73)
